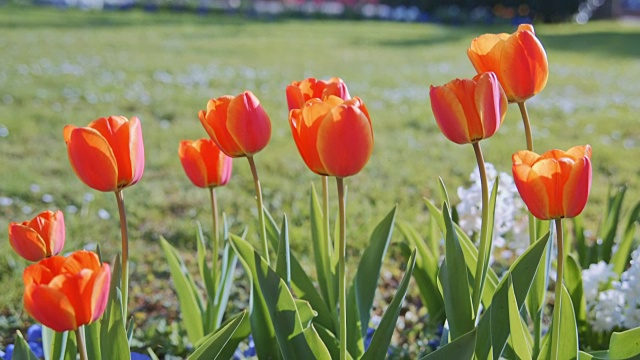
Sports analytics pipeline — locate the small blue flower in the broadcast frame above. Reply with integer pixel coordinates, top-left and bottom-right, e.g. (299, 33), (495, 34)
(3, 344), (14, 360)
(27, 325), (42, 343)
(28, 341), (44, 359)
(364, 327), (375, 350)
(131, 352), (151, 360)
(243, 335), (256, 357)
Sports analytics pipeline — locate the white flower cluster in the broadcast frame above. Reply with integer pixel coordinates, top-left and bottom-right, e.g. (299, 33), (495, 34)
(584, 249), (640, 332)
(456, 163), (529, 260)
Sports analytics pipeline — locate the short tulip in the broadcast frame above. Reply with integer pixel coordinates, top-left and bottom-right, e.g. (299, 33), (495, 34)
(9, 210), (65, 262)
(198, 91), (271, 158)
(286, 77), (350, 111)
(468, 24), (548, 103)
(430, 72), (507, 145)
(178, 139), (232, 188)
(307, 96), (373, 178)
(63, 116), (145, 192)
(512, 145), (592, 220)
(23, 250), (111, 332)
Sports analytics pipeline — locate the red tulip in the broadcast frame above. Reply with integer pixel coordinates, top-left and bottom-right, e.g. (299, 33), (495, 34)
(178, 139), (232, 188)
(198, 91), (271, 158)
(23, 250), (111, 332)
(286, 77), (350, 111)
(468, 24), (548, 103)
(430, 72), (507, 145)
(9, 210), (65, 262)
(63, 116), (145, 192)
(512, 145), (592, 220)
(293, 96), (373, 178)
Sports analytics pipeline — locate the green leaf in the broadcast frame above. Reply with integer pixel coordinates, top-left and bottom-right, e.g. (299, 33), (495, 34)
(14, 330), (39, 360)
(100, 287), (131, 360)
(527, 224), (553, 331)
(361, 250), (417, 360)
(275, 215), (291, 285)
(84, 321), (102, 360)
(63, 330), (76, 360)
(196, 221), (217, 333)
(214, 240), (239, 330)
(540, 285), (578, 360)
(573, 216), (589, 269)
(578, 350), (609, 360)
(508, 275), (532, 360)
(608, 327), (640, 358)
(159, 237), (204, 344)
(397, 222), (445, 324)
(310, 183), (336, 314)
(188, 310), (249, 360)
(421, 328), (477, 360)
(611, 199), (640, 275)
(476, 179), (499, 309)
(229, 234), (280, 359)
(564, 254), (587, 341)
(440, 202), (474, 340)
(600, 186), (626, 262)
(346, 284), (365, 359)
(437, 177), (451, 208)
(42, 326), (68, 360)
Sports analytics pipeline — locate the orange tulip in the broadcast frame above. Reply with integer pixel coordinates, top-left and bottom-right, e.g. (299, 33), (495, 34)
(286, 77), (351, 111)
(198, 91), (271, 158)
(9, 210), (65, 262)
(23, 250), (111, 332)
(468, 24), (548, 103)
(292, 96), (373, 178)
(430, 72), (507, 145)
(512, 145), (592, 220)
(63, 116), (145, 192)
(178, 139), (232, 188)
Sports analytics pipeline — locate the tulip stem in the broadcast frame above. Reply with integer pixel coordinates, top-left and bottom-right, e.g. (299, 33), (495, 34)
(247, 156), (270, 265)
(518, 102), (533, 152)
(336, 177), (347, 360)
(209, 186), (220, 294)
(471, 142), (491, 318)
(551, 219), (565, 360)
(322, 175), (337, 312)
(75, 327), (88, 360)
(115, 190), (129, 317)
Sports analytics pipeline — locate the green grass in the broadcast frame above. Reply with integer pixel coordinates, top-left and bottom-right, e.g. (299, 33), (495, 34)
(1, 6), (640, 353)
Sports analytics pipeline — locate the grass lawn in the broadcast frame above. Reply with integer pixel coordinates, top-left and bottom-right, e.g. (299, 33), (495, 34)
(1, 6), (639, 355)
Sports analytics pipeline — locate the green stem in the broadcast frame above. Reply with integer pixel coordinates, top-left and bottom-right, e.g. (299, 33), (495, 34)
(518, 102), (533, 152)
(75, 327), (88, 360)
(551, 218), (565, 360)
(209, 186), (220, 294)
(322, 175), (332, 259)
(337, 177), (347, 360)
(471, 142), (490, 318)
(115, 190), (129, 316)
(247, 156), (270, 265)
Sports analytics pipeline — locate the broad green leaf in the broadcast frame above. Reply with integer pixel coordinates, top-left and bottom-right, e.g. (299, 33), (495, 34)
(611, 199), (640, 275)
(609, 327), (640, 358)
(508, 275), (532, 360)
(315, 324), (343, 360)
(214, 241), (239, 330)
(196, 222), (216, 333)
(573, 216), (589, 268)
(295, 299), (317, 328)
(275, 215), (291, 285)
(188, 310), (249, 360)
(229, 234), (280, 359)
(14, 330), (39, 360)
(440, 202), (474, 340)
(100, 288), (130, 360)
(346, 286), (365, 359)
(193, 310), (252, 360)
(361, 250), (417, 360)
(160, 237), (204, 344)
(397, 221), (445, 324)
(564, 254), (587, 341)
(540, 285), (578, 360)
(421, 328), (477, 360)
(473, 180), (499, 316)
(43, 326), (68, 360)
(437, 176), (451, 208)
(527, 223), (553, 325)
(84, 321), (101, 360)
(600, 186), (626, 262)
(578, 350), (609, 360)
(310, 184), (336, 312)
(63, 330), (77, 360)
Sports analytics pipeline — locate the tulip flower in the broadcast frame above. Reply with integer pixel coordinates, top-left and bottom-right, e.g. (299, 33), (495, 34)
(512, 145), (592, 220)
(178, 139), (232, 188)
(198, 91), (271, 158)
(429, 72), (507, 145)
(63, 116), (145, 192)
(468, 24), (548, 104)
(286, 77), (350, 111)
(23, 250), (110, 333)
(8, 210), (65, 262)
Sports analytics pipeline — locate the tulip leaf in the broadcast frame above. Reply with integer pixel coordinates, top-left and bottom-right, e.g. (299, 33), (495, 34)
(578, 350), (609, 360)
(564, 254), (587, 340)
(440, 202), (474, 340)
(100, 287), (130, 360)
(437, 176), (451, 209)
(42, 326), (68, 360)
(196, 221), (216, 333)
(396, 221), (445, 324)
(315, 324), (346, 360)
(14, 330), (39, 360)
(421, 328), (477, 360)
(188, 310), (249, 360)
(84, 321), (101, 360)
(275, 215), (291, 286)
(600, 186), (626, 263)
(539, 285), (578, 360)
(608, 327), (640, 358)
(508, 275), (533, 360)
(63, 330), (76, 360)
(310, 183), (336, 314)
(160, 237), (204, 345)
(214, 240), (239, 330)
(611, 198), (640, 275)
(346, 285), (365, 359)
(361, 249), (416, 360)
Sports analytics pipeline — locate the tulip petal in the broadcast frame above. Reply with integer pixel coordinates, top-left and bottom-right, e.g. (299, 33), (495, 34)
(179, 141), (209, 188)
(500, 30), (548, 102)
(430, 84), (472, 144)
(475, 72), (507, 139)
(468, 33), (508, 75)
(8, 225), (47, 262)
(64, 125), (118, 192)
(227, 91), (271, 156)
(88, 264), (111, 322)
(513, 163), (551, 220)
(563, 157), (592, 218)
(24, 285), (77, 332)
(199, 96), (245, 157)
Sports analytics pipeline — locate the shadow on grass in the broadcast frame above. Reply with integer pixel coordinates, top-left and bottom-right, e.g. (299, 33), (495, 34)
(540, 31), (640, 58)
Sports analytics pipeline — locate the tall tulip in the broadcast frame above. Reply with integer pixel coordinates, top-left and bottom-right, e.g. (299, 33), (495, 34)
(63, 116), (144, 193)
(9, 210), (65, 262)
(429, 72), (507, 316)
(178, 139), (232, 189)
(512, 144), (592, 359)
(286, 77), (351, 111)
